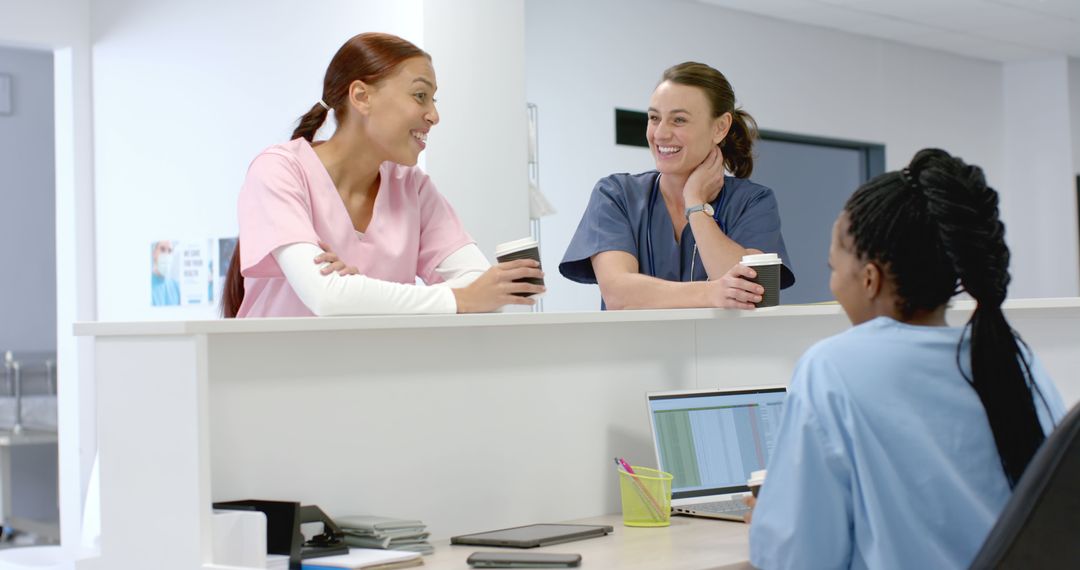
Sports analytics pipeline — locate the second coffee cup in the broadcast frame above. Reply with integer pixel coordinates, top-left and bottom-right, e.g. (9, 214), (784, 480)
(494, 237), (544, 297)
(741, 253), (783, 308)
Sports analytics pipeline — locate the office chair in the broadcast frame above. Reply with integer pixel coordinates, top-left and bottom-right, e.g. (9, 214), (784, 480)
(969, 402), (1080, 569)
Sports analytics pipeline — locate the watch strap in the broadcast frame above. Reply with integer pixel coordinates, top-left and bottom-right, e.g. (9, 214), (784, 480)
(685, 203), (714, 220)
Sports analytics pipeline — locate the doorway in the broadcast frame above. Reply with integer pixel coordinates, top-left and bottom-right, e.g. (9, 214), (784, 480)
(0, 44), (60, 548)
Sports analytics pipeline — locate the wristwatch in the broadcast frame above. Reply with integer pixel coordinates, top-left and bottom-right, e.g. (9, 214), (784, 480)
(685, 203), (715, 220)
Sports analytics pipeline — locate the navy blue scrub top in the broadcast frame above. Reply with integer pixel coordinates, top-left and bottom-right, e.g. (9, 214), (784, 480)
(559, 171), (795, 295)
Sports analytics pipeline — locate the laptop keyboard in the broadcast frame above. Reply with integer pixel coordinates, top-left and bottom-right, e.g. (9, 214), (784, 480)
(692, 499), (748, 514)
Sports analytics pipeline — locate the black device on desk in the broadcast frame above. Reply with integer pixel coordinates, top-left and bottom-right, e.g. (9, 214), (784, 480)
(213, 499), (348, 569)
(451, 523), (613, 548)
(468, 551), (582, 568)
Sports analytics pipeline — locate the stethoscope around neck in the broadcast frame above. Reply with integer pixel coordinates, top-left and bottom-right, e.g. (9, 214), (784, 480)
(644, 173), (728, 279)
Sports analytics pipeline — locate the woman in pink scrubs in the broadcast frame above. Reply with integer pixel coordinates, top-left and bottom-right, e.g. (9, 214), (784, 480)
(222, 33), (544, 318)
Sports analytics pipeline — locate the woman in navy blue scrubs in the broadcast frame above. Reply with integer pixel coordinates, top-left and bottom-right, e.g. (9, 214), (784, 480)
(560, 62), (794, 309)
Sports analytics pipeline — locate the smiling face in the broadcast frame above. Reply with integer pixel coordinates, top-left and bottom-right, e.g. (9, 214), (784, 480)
(647, 81), (729, 176)
(356, 56), (439, 166)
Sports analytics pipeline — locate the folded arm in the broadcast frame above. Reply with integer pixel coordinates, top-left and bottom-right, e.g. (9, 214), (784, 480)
(274, 242), (485, 315)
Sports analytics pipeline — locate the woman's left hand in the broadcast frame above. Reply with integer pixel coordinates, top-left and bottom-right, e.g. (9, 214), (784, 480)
(684, 146), (726, 205)
(314, 241), (359, 276)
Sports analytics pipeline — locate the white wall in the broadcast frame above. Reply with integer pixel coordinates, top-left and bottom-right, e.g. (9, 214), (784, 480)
(422, 0), (530, 254)
(1002, 57), (1080, 298)
(526, 0), (1014, 311)
(0, 46), (56, 352)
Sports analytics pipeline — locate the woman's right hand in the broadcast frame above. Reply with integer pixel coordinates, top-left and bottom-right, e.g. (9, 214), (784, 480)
(453, 259), (545, 313)
(705, 263), (764, 310)
(315, 241), (359, 276)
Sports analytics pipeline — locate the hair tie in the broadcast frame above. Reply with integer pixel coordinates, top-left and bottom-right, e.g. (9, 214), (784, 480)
(318, 100), (330, 111)
(900, 168), (921, 192)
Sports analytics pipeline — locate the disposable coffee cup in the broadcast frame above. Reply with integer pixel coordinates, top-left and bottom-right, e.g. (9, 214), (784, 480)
(747, 469), (767, 498)
(741, 253), (782, 308)
(494, 237), (544, 297)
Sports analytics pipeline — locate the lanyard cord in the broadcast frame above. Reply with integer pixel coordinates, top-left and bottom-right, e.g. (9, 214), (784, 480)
(645, 173), (728, 279)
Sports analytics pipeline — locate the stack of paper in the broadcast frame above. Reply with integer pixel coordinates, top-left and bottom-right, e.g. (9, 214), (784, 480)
(300, 548), (422, 570)
(334, 515), (434, 555)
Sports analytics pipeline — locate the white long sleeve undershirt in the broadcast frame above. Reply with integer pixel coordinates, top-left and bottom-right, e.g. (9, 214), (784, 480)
(272, 242), (490, 316)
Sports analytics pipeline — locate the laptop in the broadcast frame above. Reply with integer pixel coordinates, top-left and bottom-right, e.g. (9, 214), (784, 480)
(647, 386), (787, 521)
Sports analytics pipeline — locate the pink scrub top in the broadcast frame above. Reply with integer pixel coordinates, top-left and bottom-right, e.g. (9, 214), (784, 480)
(236, 138), (474, 318)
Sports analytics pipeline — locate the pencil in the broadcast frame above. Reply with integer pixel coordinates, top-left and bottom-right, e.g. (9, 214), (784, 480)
(615, 458), (666, 522)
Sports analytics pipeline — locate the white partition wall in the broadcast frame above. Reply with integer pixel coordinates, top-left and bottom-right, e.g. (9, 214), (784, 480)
(74, 299), (1080, 569)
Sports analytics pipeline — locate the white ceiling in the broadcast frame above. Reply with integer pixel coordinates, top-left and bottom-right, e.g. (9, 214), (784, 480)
(698, 0), (1080, 62)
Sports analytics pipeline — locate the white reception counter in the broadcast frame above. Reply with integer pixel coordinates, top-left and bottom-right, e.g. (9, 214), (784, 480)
(71, 299), (1080, 569)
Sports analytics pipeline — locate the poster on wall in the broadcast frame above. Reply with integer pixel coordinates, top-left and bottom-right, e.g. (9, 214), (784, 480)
(151, 238), (235, 308)
(150, 239), (182, 306)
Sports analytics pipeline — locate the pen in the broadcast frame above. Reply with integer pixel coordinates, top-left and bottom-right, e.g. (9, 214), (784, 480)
(614, 457), (666, 521)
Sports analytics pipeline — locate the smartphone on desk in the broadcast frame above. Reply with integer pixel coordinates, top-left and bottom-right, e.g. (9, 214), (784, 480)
(467, 551), (582, 568)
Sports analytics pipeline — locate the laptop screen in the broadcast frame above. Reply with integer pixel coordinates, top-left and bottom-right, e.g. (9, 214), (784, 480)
(648, 387), (787, 498)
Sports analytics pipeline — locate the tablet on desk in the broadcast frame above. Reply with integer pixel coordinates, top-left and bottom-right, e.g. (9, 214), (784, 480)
(451, 523), (613, 548)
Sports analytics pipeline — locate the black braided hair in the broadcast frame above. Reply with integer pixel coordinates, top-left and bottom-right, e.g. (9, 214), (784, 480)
(843, 148), (1046, 488)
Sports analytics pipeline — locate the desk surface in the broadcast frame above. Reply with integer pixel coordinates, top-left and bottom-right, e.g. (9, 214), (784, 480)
(72, 297), (1080, 337)
(419, 514), (751, 570)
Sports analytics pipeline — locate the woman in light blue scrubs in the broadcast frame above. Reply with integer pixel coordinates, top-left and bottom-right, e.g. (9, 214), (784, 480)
(747, 149), (1066, 569)
(559, 62), (794, 309)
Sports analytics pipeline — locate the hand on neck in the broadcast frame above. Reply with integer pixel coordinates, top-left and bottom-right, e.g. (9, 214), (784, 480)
(660, 172), (723, 208)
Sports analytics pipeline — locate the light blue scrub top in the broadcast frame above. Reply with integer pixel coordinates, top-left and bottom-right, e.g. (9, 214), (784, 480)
(559, 171), (795, 304)
(151, 273), (180, 306)
(749, 316), (1067, 570)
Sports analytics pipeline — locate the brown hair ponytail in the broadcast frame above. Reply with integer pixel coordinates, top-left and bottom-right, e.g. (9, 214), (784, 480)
(721, 108), (758, 178)
(221, 243), (243, 318)
(292, 103), (331, 142)
(661, 61), (758, 178)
